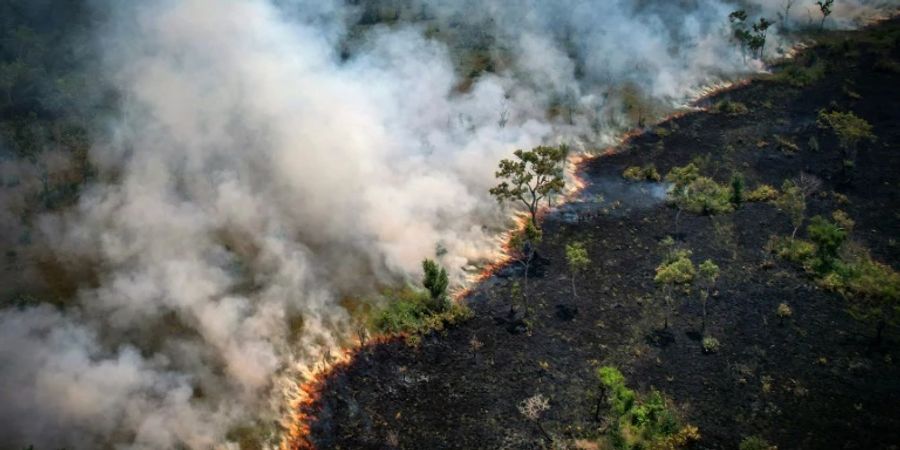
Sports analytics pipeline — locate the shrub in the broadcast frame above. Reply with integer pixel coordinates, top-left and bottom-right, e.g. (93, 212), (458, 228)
(596, 366), (693, 450)
(623, 164), (661, 182)
(712, 99), (749, 115)
(817, 110), (875, 152)
(746, 184), (778, 202)
(807, 215), (847, 270)
(701, 336), (720, 354)
(776, 303), (793, 324)
(682, 177), (734, 215)
(775, 60), (826, 87)
(740, 435), (776, 450)
(730, 173), (744, 205)
(422, 259), (449, 311)
(769, 236), (816, 266)
(371, 287), (472, 336)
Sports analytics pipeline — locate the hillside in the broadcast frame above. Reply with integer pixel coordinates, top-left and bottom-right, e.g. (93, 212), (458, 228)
(303, 18), (900, 450)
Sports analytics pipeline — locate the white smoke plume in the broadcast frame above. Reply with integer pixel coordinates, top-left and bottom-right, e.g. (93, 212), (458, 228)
(0, 0), (893, 448)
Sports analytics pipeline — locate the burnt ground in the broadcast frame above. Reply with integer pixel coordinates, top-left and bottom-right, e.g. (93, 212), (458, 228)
(304, 20), (900, 450)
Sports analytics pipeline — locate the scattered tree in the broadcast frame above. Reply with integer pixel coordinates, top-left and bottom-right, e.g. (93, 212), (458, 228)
(816, 0), (834, 29)
(730, 173), (744, 206)
(422, 259), (449, 311)
(817, 110), (875, 170)
(518, 393), (552, 443)
(749, 18), (773, 59)
(490, 145), (567, 227)
(565, 241), (590, 298)
(698, 259), (720, 333)
(740, 435), (777, 450)
(665, 163), (700, 234)
(774, 179), (806, 240)
(778, 0), (797, 31)
(807, 215), (847, 271)
(654, 245), (696, 329)
(776, 302), (793, 325)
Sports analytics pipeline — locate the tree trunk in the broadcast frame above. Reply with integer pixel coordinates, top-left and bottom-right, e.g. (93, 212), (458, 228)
(875, 320), (885, 346)
(535, 420), (553, 443)
(791, 225), (799, 240)
(701, 298), (707, 333)
(674, 208), (682, 236)
(571, 274), (577, 298)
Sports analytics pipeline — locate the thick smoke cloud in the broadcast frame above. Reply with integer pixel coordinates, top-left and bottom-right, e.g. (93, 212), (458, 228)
(0, 0), (893, 448)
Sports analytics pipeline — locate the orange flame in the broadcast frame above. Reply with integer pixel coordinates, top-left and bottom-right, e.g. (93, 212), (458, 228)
(280, 75), (765, 448)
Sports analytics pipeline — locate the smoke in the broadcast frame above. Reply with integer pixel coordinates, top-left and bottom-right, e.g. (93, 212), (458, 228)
(0, 0), (893, 448)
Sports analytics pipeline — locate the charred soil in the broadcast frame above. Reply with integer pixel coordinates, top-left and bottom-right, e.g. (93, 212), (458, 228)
(304, 20), (900, 450)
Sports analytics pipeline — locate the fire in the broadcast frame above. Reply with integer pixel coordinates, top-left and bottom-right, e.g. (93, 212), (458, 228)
(279, 74), (767, 449)
(279, 335), (398, 449)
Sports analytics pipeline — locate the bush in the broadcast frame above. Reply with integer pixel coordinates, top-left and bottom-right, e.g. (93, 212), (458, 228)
(740, 435), (776, 450)
(623, 164), (661, 182)
(775, 60), (826, 87)
(746, 184), (778, 202)
(371, 287), (472, 336)
(807, 215), (847, 270)
(817, 110), (875, 151)
(682, 177), (734, 215)
(712, 99), (749, 115)
(701, 336), (720, 354)
(776, 303), (793, 325)
(769, 236), (816, 266)
(596, 366), (694, 450)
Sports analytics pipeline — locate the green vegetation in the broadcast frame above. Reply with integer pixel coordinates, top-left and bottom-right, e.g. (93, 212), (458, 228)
(422, 259), (450, 312)
(771, 211), (899, 344)
(371, 260), (470, 340)
(371, 286), (472, 339)
(774, 179), (807, 239)
(565, 241), (590, 298)
(595, 366), (699, 450)
(701, 336), (720, 354)
(623, 164), (662, 182)
(655, 242), (696, 329)
(776, 303), (793, 325)
(773, 59), (827, 87)
(729, 11), (772, 60)
(817, 110), (875, 169)
(746, 184), (778, 202)
(490, 145), (568, 226)
(729, 173), (744, 206)
(712, 99), (749, 115)
(740, 435), (776, 450)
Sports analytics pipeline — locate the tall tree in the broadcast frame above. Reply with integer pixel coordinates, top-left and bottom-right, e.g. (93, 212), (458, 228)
(422, 259), (449, 311)
(816, 0), (834, 29)
(774, 179), (806, 240)
(565, 241), (590, 298)
(490, 145), (567, 227)
(654, 244), (696, 329)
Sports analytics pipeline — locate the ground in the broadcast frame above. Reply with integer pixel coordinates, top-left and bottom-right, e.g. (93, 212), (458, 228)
(303, 19), (900, 450)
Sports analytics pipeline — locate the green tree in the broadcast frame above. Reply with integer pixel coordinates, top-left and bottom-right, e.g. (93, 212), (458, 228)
(749, 18), (772, 59)
(816, 0), (834, 29)
(509, 219), (543, 314)
(422, 259), (449, 311)
(565, 241), (590, 298)
(490, 145), (567, 227)
(807, 215), (847, 271)
(698, 259), (720, 333)
(730, 173), (744, 206)
(774, 179), (806, 240)
(682, 177), (733, 215)
(665, 163), (700, 234)
(654, 247), (696, 329)
(729, 10), (751, 61)
(817, 110), (875, 170)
